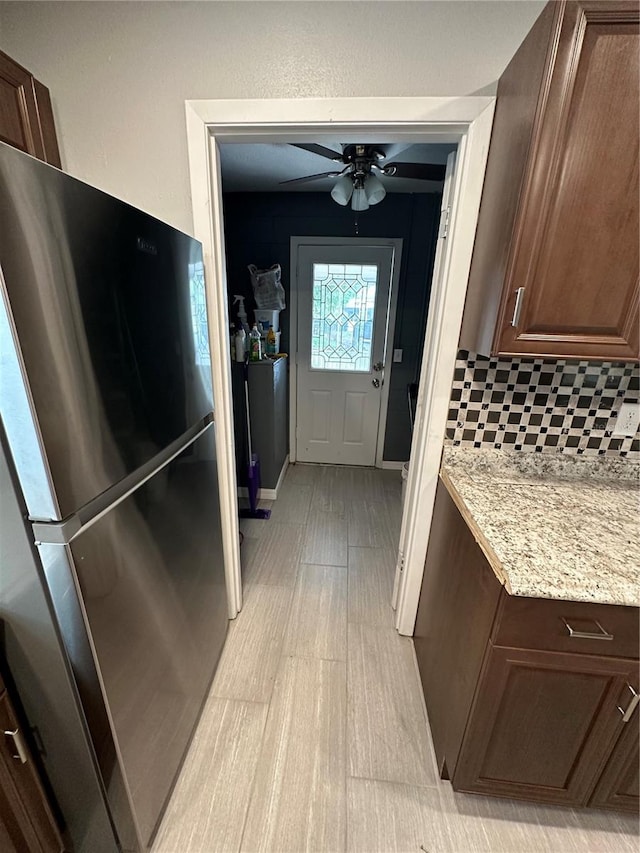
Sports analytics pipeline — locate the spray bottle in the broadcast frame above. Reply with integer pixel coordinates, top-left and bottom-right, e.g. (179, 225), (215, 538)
(233, 295), (250, 336)
(233, 294), (251, 361)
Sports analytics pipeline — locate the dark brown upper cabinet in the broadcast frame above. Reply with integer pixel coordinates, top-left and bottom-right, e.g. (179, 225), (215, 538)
(0, 50), (61, 168)
(460, 1), (639, 362)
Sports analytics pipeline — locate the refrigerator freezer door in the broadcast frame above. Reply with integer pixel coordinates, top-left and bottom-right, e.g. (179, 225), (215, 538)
(38, 424), (228, 850)
(0, 142), (214, 521)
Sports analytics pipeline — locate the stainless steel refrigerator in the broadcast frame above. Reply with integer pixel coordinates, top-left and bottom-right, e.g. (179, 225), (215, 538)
(0, 142), (228, 850)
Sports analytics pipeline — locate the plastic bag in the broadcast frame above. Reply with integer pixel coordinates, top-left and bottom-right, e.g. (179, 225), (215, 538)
(248, 264), (286, 310)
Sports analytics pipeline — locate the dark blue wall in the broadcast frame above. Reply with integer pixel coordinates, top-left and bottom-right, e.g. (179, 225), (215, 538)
(222, 192), (441, 461)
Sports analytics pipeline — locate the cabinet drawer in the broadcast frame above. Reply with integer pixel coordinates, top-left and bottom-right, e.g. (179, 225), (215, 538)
(493, 594), (639, 660)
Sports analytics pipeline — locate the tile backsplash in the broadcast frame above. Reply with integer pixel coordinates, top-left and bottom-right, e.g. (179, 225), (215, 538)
(446, 351), (640, 459)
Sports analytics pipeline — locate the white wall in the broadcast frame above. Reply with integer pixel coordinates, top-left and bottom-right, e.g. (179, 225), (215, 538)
(0, 0), (545, 233)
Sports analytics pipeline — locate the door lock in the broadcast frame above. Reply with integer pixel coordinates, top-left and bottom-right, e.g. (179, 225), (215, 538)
(372, 378), (381, 388)
(373, 361), (384, 372)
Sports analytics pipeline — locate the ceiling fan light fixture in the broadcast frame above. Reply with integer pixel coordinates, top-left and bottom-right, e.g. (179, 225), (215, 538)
(351, 186), (369, 212)
(331, 174), (354, 206)
(365, 174), (386, 206)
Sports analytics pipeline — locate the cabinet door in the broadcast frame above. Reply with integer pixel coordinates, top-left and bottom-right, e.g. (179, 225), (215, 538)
(453, 646), (635, 807)
(496, 1), (639, 360)
(0, 50), (61, 167)
(0, 690), (63, 852)
(589, 679), (640, 813)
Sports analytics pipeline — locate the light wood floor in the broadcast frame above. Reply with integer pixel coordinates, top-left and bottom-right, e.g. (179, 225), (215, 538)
(153, 464), (639, 853)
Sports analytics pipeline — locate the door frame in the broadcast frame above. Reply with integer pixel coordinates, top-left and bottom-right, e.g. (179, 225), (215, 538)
(289, 236), (403, 468)
(185, 97), (494, 632)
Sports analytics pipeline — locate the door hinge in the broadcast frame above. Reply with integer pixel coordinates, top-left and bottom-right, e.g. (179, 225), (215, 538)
(398, 552), (405, 573)
(439, 206), (451, 239)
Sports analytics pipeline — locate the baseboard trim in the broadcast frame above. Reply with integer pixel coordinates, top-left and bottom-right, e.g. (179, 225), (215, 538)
(272, 454), (289, 496)
(237, 455), (289, 500)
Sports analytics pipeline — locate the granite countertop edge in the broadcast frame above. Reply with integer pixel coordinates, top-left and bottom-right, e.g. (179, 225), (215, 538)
(439, 468), (512, 594)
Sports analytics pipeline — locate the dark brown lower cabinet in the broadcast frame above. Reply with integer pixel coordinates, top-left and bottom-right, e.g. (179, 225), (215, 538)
(452, 646), (638, 807)
(0, 683), (63, 852)
(413, 480), (502, 780)
(414, 477), (640, 813)
(589, 707), (640, 814)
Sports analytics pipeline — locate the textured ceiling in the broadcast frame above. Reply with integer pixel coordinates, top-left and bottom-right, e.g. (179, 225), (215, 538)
(219, 142), (456, 193)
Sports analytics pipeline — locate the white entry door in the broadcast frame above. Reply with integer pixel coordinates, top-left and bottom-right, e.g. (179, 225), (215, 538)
(295, 243), (396, 465)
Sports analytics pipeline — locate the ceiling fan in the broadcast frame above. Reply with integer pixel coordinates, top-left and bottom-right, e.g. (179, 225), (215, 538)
(279, 143), (446, 211)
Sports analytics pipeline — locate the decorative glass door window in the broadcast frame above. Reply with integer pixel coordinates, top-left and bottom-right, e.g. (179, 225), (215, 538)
(311, 263), (379, 371)
(188, 261), (211, 366)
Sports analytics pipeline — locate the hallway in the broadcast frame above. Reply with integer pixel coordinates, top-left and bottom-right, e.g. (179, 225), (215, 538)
(153, 464), (638, 852)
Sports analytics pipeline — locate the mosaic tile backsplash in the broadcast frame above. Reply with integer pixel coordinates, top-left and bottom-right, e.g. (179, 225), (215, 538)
(446, 351), (640, 459)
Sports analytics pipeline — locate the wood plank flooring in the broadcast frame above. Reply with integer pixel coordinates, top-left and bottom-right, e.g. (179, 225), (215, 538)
(153, 464), (639, 853)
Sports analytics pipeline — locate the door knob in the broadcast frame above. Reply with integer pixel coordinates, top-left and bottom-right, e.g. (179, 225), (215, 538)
(373, 361), (384, 372)
(372, 378), (380, 388)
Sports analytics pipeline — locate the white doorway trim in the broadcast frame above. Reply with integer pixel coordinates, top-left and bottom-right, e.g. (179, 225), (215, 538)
(184, 97), (494, 629)
(289, 236), (403, 467)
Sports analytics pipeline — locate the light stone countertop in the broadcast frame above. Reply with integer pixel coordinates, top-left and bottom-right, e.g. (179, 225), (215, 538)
(440, 447), (640, 607)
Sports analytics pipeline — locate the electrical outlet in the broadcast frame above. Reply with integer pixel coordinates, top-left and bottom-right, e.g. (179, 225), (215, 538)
(613, 402), (640, 437)
(393, 348), (403, 363)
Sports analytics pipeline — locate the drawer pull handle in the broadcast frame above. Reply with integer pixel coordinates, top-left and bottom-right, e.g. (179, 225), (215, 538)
(4, 728), (28, 764)
(561, 618), (613, 641)
(617, 684), (640, 723)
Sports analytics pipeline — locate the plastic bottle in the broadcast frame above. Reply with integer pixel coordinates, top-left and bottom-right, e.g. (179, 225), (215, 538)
(233, 295), (250, 335)
(234, 326), (246, 362)
(249, 323), (262, 362)
(266, 324), (277, 355)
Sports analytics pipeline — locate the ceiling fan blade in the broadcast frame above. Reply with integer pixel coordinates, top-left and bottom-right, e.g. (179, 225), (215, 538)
(279, 171), (340, 186)
(290, 143), (343, 161)
(375, 143), (413, 161)
(384, 162), (446, 181)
